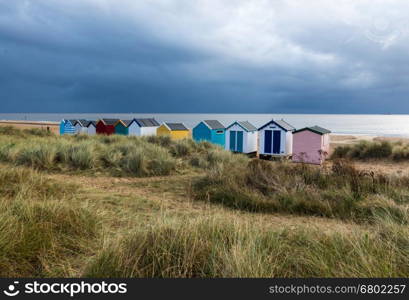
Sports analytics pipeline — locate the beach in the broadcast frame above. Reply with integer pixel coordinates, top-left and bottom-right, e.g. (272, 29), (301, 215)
(0, 120), (60, 134)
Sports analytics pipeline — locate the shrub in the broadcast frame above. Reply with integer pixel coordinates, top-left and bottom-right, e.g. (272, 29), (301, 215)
(144, 135), (173, 148)
(169, 139), (193, 157)
(119, 149), (146, 176)
(16, 144), (57, 169)
(332, 141), (394, 160)
(193, 159), (409, 223)
(67, 143), (97, 170)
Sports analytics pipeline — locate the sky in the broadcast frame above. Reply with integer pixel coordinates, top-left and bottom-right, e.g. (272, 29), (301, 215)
(1, 0), (409, 113)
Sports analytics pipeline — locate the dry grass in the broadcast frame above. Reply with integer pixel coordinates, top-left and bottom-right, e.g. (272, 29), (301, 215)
(0, 129), (408, 277)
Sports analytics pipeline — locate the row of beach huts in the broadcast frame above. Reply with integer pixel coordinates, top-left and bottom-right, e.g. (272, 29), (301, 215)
(60, 118), (331, 165)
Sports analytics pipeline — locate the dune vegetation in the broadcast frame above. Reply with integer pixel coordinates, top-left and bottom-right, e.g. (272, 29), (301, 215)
(0, 126), (408, 277)
(332, 139), (409, 161)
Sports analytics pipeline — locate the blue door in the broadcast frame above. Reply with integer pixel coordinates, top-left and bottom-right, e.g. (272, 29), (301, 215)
(264, 130), (272, 153)
(230, 131), (236, 151)
(273, 130), (281, 154)
(237, 131), (243, 152)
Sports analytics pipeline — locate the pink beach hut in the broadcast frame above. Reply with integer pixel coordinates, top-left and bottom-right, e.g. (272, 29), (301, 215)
(292, 126), (331, 165)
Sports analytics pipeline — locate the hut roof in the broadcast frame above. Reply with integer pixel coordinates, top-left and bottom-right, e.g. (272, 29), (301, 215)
(87, 121), (96, 127)
(203, 120), (225, 130)
(238, 121), (257, 132)
(258, 119), (295, 132)
(76, 119), (89, 127)
(68, 120), (78, 125)
(164, 123), (189, 131)
(115, 119), (133, 127)
(101, 119), (120, 126)
(294, 125), (331, 135)
(134, 118), (160, 127)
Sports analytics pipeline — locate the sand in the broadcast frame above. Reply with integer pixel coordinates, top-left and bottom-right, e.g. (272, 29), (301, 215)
(0, 120), (60, 134)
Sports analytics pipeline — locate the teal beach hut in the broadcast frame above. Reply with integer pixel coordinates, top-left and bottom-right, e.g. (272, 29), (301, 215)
(59, 119), (76, 135)
(192, 120), (226, 147)
(114, 120), (132, 135)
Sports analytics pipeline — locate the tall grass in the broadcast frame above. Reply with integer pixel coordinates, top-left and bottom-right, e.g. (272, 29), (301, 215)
(193, 159), (409, 223)
(0, 200), (99, 277)
(84, 215), (409, 277)
(0, 167), (78, 200)
(0, 167), (98, 277)
(331, 140), (409, 161)
(0, 135), (185, 176)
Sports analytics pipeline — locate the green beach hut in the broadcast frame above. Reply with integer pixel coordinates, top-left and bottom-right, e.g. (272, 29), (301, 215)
(114, 120), (132, 135)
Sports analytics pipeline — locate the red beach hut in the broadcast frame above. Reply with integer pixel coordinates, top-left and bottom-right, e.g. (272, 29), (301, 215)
(96, 119), (119, 135)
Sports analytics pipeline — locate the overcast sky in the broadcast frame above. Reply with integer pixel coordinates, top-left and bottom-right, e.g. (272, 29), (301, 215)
(1, 0), (409, 113)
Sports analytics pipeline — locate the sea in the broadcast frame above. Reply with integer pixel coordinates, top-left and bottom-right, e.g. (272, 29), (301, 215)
(1, 113), (409, 137)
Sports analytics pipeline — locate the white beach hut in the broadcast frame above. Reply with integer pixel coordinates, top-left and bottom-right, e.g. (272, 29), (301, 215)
(74, 119), (89, 134)
(128, 118), (160, 136)
(87, 121), (97, 136)
(258, 119), (295, 157)
(225, 121), (258, 154)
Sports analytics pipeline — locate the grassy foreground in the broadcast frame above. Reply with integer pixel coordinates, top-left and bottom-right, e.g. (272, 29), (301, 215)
(0, 127), (408, 277)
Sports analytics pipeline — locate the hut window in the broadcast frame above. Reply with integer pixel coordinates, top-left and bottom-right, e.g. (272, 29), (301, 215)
(216, 130), (223, 134)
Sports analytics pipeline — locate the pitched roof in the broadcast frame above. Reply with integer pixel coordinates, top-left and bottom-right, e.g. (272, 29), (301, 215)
(68, 119), (78, 125)
(87, 121), (96, 127)
(226, 121), (257, 132)
(101, 119), (120, 126)
(114, 119), (133, 127)
(203, 120), (225, 130)
(76, 119), (89, 127)
(294, 125), (331, 135)
(275, 120), (296, 131)
(258, 119), (295, 132)
(134, 118), (160, 127)
(163, 122), (189, 131)
(237, 121), (257, 132)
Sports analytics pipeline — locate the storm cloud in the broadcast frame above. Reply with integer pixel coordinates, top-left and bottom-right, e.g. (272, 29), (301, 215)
(1, 0), (409, 113)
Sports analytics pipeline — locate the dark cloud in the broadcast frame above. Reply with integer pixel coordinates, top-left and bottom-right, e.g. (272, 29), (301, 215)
(1, 0), (409, 113)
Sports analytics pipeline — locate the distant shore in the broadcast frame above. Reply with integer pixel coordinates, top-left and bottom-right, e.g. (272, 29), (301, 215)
(0, 120), (60, 134)
(2, 119), (409, 146)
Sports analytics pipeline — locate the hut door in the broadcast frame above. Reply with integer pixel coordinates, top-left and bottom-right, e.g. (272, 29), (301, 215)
(229, 131), (237, 151)
(237, 131), (243, 152)
(264, 130), (272, 153)
(273, 130), (281, 154)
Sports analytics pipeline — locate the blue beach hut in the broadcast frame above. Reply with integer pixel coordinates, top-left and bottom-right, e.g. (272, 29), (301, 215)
(59, 119), (76, 135)
(192, 120), (226, 147)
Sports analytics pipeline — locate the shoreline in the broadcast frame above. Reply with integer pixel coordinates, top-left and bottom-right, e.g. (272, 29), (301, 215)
(1, 119), (409, 143)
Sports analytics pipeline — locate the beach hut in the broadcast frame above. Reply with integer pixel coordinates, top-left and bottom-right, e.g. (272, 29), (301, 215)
(114, 120), (132, 135)
(292, 126), (331, 165)
(59, 119), (76, 135)
(192, 120), (225, 147)
(74, 119), (89, 134)
(128, 118), (160, 136)
(258, 119), (295, 157)
(225, 121), (258, 154)
(157, 123), (190, 140)
(87, 121), (96, 135)
(96, 119), (119, 135)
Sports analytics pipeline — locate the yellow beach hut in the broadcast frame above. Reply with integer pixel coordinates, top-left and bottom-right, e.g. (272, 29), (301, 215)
(157, 122), (190, 140)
